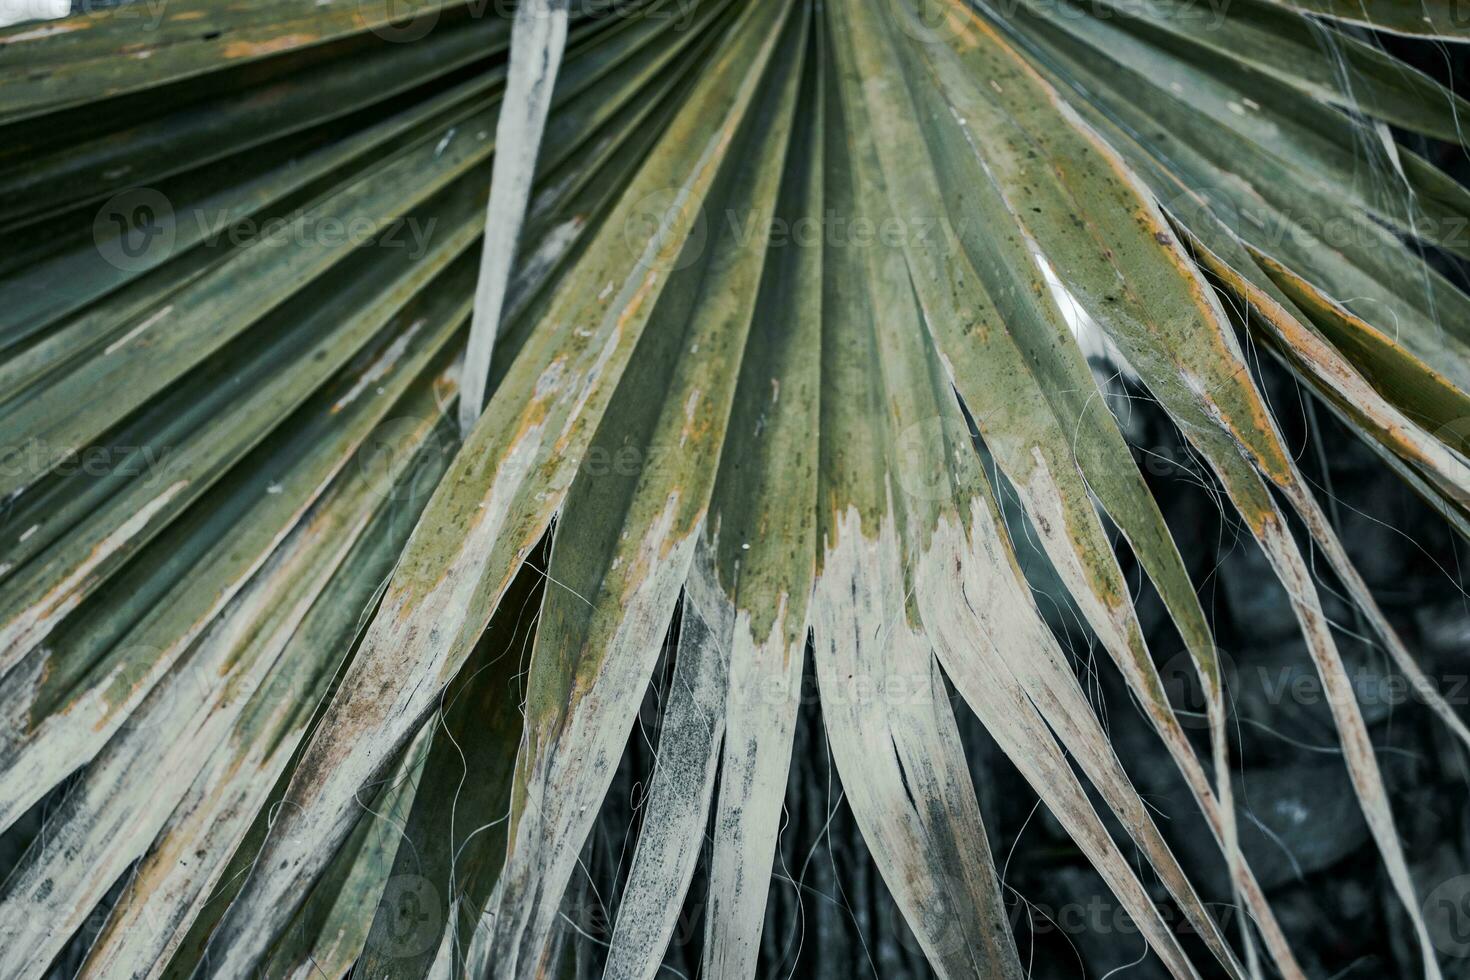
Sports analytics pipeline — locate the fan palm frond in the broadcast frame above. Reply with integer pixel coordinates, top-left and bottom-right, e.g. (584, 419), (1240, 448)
(1, 0), (1467, 976)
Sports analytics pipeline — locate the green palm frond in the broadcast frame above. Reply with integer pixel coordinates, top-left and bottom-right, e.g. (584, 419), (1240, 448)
(1, 0), (1467, 976)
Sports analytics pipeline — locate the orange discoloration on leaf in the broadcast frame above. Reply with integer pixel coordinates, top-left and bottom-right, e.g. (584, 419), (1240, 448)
(1254, 249), (1470, 420)
(0, 481), (189, 672)
(1057, 120), (1295, 486)
(221, 33), (316, 59)
(1191, 237), (1447, 474)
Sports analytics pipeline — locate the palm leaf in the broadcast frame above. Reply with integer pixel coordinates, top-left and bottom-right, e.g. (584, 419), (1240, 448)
(1, 0), (1467, 976)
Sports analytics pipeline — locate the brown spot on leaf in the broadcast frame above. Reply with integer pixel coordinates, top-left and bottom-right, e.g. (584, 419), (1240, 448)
(221, 33), (315, 59)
